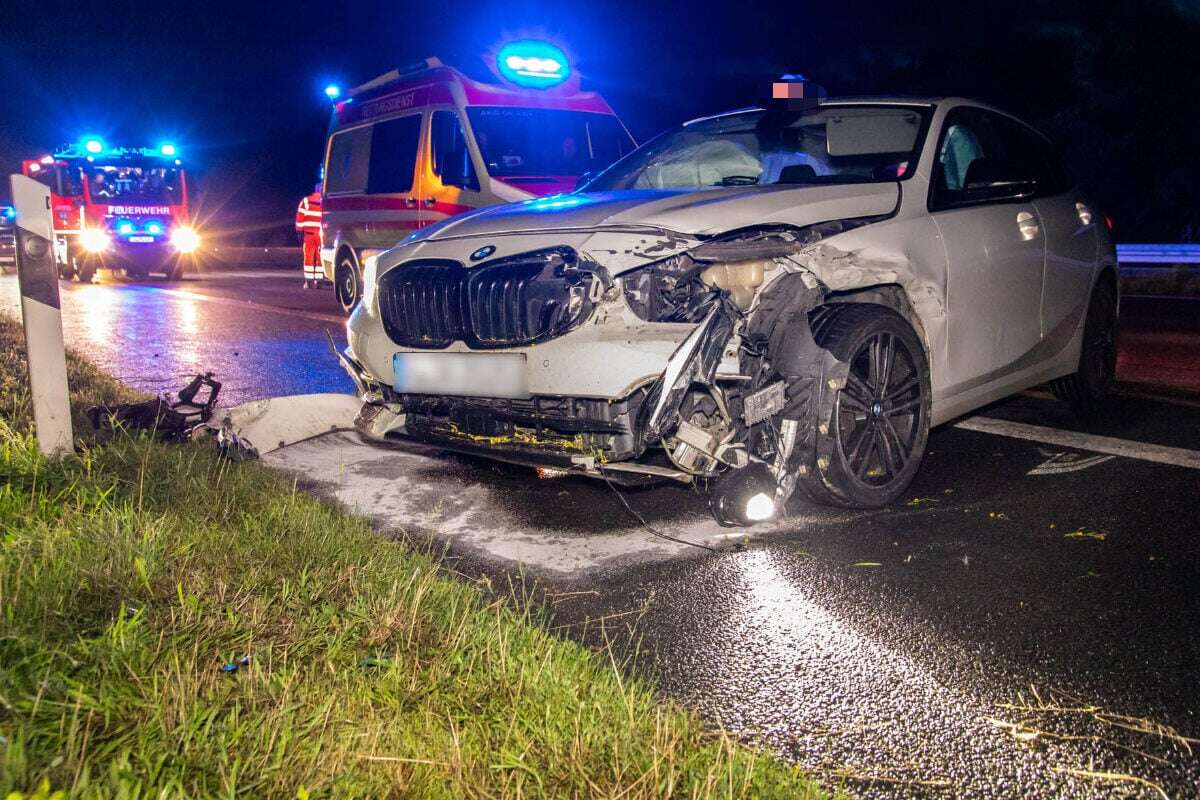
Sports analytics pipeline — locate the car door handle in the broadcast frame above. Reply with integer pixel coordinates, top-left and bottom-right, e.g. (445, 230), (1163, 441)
(404, 197), (418, 208)
(424, 197), (437, 207)
(1016, 211), (1040, 241)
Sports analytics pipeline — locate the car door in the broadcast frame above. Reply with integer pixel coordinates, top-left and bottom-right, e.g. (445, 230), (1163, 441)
(1018, 126), (1098, 345)
(365, 112), (424, 248)
(929, 106), (1046, 394)
(421, 109), (485, 228)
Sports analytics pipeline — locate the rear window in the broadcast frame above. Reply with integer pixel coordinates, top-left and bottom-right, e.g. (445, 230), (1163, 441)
(325, 113), (422, 195)
(325, 126), (372, 194)
(368, 114), (422, 194)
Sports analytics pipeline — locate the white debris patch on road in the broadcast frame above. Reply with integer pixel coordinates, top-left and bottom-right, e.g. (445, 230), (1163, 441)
(263, 432), (803, 575)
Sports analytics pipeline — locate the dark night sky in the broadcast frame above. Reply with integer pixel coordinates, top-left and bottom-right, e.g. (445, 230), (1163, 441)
(4, 0), (1199, 242)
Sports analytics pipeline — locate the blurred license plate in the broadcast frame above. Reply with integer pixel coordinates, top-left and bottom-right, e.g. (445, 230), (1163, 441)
(128, 235), (154, 243)
(393, 352), (529, 399)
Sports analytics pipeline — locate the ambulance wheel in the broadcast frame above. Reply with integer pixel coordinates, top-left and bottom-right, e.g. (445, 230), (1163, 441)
(165, 262), (185, 281)
(335, 250), (361, 315)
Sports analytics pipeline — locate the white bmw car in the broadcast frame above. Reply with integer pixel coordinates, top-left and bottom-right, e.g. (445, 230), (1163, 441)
(340, 93), (1117, 525)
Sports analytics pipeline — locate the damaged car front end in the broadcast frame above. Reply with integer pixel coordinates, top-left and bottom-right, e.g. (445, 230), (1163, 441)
(341, 217), (906, 525)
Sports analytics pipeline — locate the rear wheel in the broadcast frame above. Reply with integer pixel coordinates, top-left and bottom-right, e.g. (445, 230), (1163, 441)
(792, 305), (931, 508)
(335, 250), (361, 315)
(1050, 278), (1117, 416)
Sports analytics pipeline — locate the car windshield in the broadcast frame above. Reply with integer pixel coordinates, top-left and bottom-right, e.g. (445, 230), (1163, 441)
(583, 104), (931, 192)
(466, 107), (636, 178)
(85, 165), (183, 204)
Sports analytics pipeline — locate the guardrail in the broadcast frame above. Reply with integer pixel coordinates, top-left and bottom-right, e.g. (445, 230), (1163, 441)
(1117, 244), (1200, 264)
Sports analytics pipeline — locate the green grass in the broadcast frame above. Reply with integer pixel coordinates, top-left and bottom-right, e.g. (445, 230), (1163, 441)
(0, 315), (826, 799)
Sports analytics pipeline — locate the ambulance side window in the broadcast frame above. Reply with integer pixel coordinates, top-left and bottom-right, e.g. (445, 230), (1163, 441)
(432, 111), (478, 191)
(367, 114), (421, 195)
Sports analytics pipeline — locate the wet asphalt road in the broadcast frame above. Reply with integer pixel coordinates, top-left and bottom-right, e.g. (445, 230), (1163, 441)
(3, 267), (1199, 798)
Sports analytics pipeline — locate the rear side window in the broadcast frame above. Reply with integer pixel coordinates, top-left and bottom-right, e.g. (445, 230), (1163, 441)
(325, 126), (373, 194)
(431, 110), (478, 190)
(994, 116), (1074, 196)
(367, 114), (422, 194)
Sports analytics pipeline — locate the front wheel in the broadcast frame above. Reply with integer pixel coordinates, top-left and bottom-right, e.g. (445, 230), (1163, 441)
(335, 251), (361, 315)
(791, 305), (932, 508)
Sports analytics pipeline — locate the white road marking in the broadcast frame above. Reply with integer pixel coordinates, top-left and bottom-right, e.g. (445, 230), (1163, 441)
(1027, 452), (1116, 475)
(955, 416), (1200, 470)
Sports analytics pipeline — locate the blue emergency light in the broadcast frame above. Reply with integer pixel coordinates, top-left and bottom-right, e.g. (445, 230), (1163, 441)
(324, 84), (341, 100)
(160, 143), (177, 156)
(146, 221), (164, 235)
(84, 138), (104, 154)
(497, 41), (570, 88)
(117, 221), (135, 235)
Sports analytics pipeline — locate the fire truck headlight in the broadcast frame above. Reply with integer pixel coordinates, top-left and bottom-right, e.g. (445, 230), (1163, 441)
(170, 226), (201, 254)
(80, 228), (111, 253)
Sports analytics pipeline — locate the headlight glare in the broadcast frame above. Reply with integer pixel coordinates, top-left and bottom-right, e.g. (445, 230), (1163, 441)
(170, 226), (201, 254)
(80, 227), (111, 253)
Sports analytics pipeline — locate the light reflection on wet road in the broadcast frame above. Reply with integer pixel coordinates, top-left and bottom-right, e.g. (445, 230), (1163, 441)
(0, 269), (352, 404)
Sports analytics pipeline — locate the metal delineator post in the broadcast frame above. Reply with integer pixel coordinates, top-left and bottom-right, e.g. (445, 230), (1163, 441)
(10, 174), (73, 456)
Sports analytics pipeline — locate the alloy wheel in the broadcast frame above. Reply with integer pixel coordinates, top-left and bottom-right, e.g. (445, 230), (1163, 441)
(834, 331), (926, 487)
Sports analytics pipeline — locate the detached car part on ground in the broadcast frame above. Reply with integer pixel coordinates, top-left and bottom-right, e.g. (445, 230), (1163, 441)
(339, 96), (1118, 526)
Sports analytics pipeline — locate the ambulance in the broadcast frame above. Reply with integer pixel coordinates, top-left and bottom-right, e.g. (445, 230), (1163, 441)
(21, 140), (200, 282)
(320, 42), (635, 313)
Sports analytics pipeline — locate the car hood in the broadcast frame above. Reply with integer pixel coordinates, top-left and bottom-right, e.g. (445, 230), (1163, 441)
(408, 183), (900, 243)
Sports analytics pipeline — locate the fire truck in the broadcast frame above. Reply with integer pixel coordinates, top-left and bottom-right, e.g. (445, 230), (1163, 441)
(21, 139), (201, 282)
(320, 41), (635, 313)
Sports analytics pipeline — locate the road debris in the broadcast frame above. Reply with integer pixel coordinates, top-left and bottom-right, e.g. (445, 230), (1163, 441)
(220, 655), (251, 674)
(1064, 528), (1107, 541)
(87, 372), (221, 443)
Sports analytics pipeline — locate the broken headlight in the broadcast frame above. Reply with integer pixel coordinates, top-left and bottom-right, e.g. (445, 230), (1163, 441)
(619, 254), (711, 323)
(619, 219), (889, 322)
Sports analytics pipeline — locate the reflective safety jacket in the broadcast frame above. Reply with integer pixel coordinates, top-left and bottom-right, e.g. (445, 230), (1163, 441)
(295, 192), (322, 236)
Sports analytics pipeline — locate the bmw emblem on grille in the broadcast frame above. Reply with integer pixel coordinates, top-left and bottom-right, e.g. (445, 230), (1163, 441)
(470, 245), (496, 261)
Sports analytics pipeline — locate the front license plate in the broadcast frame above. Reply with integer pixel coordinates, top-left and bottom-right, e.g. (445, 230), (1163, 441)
(128, 235), (155, 243)
(393, 352), (529, 399)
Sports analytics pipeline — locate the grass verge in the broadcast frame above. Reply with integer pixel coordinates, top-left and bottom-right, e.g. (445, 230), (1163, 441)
(0, 314), (826, 799)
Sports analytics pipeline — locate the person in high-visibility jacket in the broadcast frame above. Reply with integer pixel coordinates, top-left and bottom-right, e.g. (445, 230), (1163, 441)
(295, 183), (323, 288)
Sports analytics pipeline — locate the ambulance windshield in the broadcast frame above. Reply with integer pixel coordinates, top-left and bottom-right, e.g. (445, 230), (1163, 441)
(466, 108), (634, 178)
